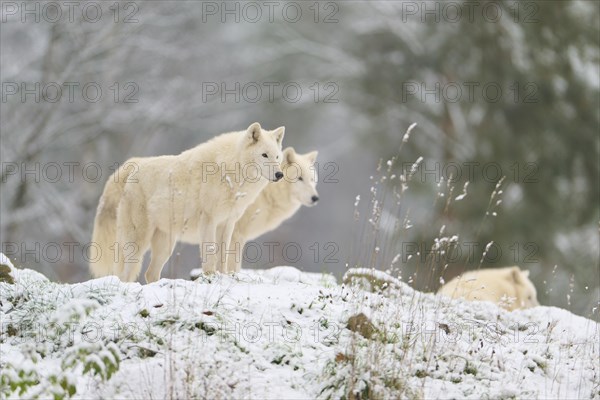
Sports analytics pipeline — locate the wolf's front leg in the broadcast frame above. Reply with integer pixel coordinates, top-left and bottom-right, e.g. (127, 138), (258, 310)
(218, 219), (237, 273)
(227, 231), (245, 273)
(198, 214), (217, 274)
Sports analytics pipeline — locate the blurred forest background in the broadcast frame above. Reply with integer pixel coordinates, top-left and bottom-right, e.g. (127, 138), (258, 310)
(1, 1), (598, 319)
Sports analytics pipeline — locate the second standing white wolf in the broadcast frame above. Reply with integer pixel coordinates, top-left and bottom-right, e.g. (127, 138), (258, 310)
(90, 122), (285, 282)
(219, 147), (319, 272)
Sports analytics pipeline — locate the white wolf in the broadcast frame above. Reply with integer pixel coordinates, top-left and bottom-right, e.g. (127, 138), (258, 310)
(89, 122), (285, 282)
(437, 266), (539, 311)
(219, 147), (319, 273)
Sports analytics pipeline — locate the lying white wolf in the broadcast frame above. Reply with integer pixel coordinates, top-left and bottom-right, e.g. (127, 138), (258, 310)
(437, 266), (540, 311)
(90, 122), (285, 282)
(218, 147), (319, 273)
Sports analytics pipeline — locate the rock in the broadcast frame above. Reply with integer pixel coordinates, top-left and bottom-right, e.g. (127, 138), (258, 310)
(0, 263), (15, 284)
(347, 313), (377, 339)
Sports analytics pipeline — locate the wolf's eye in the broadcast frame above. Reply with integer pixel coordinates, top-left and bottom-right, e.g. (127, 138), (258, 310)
(262, 153), (268, 158)
(298, 176), (304, 181)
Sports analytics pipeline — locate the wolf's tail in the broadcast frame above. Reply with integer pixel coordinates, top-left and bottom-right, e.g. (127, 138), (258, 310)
(89, 160), (138, 278)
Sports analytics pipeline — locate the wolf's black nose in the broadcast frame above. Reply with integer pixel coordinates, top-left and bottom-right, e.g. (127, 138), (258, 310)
(311, 195), (319, 203)
(275, 172), (284, 181)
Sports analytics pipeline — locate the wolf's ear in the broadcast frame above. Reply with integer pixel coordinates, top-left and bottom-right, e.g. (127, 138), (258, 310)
(247, 122), (262, 142)
(509, 266), (523, 284)
(283, 147), (295, 164)
(305, 151), (318, 165)
(272, 126), (285, 146)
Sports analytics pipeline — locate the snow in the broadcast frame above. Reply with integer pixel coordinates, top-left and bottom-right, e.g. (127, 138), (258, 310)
(454, 181), (469, 201)
(1, 254), (598, 399)
(403, 122), (418, 143)
(0, 253), (13, 268)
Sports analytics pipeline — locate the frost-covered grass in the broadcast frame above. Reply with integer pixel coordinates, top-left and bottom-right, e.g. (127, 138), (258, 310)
(1, 254), (598, 400)
(2, 128), (597, 399)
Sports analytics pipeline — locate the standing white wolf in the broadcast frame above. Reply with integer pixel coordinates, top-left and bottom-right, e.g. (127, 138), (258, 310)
(90, 122), (285, 282)
(220, 147), (319, 273)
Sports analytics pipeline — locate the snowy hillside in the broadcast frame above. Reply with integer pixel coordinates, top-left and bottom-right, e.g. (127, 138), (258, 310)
(1, 253), (598, 399)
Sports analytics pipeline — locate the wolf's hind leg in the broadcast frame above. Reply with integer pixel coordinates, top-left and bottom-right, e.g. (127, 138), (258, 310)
(145, 229), (176, 283)
(116, 196), (151, 282)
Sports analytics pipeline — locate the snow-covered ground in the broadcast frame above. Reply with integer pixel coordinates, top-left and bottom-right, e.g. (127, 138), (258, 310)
(1, 253), (599, 399)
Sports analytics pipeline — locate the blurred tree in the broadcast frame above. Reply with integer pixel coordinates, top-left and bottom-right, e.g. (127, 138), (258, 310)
(342, 1), (599, 312)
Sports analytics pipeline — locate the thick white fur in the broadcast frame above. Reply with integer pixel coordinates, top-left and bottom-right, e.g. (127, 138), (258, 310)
(89, 122), (284, 282)
(220, 147), (319, 272)
(437, 266), (540, 311)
